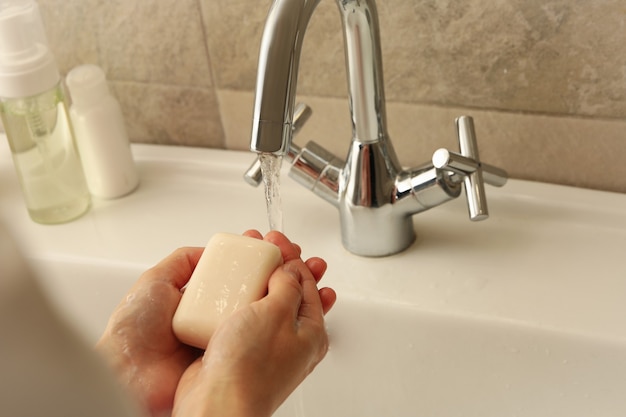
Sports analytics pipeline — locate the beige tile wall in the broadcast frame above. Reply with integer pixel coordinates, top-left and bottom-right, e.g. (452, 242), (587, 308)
(38, 0), (626, 192)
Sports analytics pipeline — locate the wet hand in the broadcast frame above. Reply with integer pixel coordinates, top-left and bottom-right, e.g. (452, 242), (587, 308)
(173, 230), (336, 417)
(96, 247), (205, 416)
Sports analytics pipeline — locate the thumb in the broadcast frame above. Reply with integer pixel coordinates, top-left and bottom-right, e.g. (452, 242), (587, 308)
(265, 263), (304, 317)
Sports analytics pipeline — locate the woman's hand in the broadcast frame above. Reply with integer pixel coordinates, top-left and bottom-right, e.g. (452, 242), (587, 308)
(96, 247), (205, 416)
(173, 230), (336, 417)
(97, 230), (336, 417)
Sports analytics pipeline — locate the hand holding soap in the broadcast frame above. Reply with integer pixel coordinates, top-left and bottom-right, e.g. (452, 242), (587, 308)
(172, 233), (283, 349)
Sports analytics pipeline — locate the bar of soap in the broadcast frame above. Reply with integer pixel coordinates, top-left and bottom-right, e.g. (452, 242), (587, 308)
(172, 233), (283, 349)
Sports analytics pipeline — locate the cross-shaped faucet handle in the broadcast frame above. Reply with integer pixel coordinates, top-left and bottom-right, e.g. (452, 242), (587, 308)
(432, 116), (508, 221)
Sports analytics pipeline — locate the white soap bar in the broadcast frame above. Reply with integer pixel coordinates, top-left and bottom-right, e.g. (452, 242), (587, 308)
(172, 233), (283, 349)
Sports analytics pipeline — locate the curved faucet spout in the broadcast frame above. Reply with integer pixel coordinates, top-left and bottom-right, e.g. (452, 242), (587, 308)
(250, 0), (320, 155)
(337, 0), (389, 143)
(250, 0), (390, 154)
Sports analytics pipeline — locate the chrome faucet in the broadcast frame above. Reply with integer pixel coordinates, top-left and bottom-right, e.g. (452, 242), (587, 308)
(245, 0), (507, 257)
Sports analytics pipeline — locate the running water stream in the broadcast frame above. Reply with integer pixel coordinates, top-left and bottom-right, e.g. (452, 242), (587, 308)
(259, 154), (307, 415)
(259, 153), (284, 232)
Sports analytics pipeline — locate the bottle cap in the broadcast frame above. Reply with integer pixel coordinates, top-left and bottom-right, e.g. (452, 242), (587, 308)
(66, 64), (110, 108)
(0, 0), (59, 98)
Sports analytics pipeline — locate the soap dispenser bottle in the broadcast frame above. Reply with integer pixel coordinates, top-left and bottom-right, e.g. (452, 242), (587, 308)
(0, 0), (91, 224)
(66, 64), (139, 199)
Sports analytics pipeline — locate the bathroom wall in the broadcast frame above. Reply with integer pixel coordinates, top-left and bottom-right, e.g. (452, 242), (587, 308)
(37, 0), (626, 192)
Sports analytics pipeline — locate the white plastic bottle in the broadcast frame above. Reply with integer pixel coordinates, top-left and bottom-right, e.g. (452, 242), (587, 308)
(66, 64), (139, 199)
(0, 0), (91, 224)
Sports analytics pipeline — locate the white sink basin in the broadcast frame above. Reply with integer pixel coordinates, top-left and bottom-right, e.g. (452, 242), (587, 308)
(1, 140), (625, 416)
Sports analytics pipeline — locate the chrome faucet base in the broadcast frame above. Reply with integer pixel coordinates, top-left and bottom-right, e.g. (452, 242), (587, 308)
(339, 139), (410, 256)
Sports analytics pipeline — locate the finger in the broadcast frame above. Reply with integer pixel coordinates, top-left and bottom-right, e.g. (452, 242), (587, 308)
(292, 243), (302, 258)
(265, 263), (305, 318)
(243, 229), (263, 239)
(263, 231), (301, 263)
(296, 261), (325, 323)
(304, 257), (327, 283)
(139, 246), (204, 290)
(318, 287), (337, 315)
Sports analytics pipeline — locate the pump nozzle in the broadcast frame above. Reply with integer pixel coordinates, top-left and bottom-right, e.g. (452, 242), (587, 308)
(0, 0), (58, 98)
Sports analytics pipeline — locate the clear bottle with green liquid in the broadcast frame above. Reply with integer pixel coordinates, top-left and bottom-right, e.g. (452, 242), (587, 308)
(0, 0), (90, 224)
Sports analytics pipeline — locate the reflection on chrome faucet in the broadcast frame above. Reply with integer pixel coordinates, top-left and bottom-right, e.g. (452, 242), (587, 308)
(245, 0), (508, 257)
